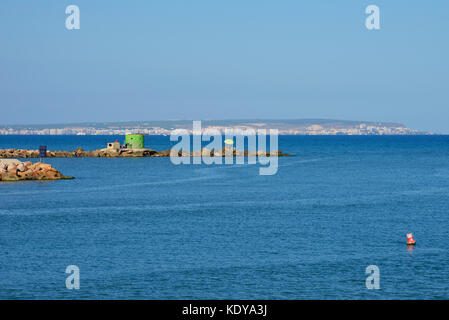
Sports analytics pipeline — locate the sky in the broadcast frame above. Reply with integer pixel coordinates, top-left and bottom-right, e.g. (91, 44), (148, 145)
(0, 0), (448, 132)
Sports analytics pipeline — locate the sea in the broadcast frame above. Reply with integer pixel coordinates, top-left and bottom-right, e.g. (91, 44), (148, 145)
(1, 135), (449, 299)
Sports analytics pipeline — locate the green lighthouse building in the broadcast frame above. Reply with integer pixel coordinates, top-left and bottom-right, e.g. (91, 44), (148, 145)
(125, 134), (145, 149)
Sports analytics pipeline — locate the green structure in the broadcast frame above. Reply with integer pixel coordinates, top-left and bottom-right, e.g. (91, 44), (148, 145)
(125, 134), (145, 149)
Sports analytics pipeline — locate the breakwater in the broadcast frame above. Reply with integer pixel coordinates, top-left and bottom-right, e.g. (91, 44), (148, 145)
(0, 147), (290, 158)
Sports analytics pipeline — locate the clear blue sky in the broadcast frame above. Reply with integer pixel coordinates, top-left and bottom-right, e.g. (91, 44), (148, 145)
(1, 0), (448, 132)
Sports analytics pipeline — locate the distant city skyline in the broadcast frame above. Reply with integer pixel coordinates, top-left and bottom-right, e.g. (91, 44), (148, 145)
(0, 118), (431, 135)
(1, 1), (448, 132)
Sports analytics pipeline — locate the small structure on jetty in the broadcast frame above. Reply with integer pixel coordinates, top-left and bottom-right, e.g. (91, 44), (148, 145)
(106, 141), (121, 152)
(105, 134), (145, 152)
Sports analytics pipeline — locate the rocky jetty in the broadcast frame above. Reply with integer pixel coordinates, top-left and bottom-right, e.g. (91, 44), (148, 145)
(0, 147), (290, 158)
(0, 159), (74, 181)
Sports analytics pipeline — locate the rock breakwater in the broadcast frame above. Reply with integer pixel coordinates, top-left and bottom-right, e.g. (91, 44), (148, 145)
(0, 148), (290, 158)
(0, 159), (74, 181)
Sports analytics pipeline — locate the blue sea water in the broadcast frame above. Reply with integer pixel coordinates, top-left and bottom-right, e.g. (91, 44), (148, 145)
(1, 135), (449, 299)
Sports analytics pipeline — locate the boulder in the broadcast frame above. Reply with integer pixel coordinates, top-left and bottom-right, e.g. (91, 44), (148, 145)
(213, 150), (222, 157)
(7, 163), (17, 173)
(201, 148), (211, 157)
(17, 169), (33, 180)
(170, 150), (179, 157)
(0, 173), (20, 181)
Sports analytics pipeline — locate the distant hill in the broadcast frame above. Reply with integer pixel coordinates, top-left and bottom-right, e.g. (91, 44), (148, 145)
(1, 119), (406, 130)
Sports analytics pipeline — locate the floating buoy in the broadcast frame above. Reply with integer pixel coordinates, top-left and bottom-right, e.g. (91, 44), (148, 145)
(224, 139), (234, 145)
(406, 233), (416, 245)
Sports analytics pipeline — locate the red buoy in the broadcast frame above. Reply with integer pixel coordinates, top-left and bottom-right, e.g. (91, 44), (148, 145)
(406, 233), (416, 245)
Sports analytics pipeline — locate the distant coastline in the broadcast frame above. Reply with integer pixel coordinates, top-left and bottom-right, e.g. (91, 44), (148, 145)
(0, 119), (435, 136)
